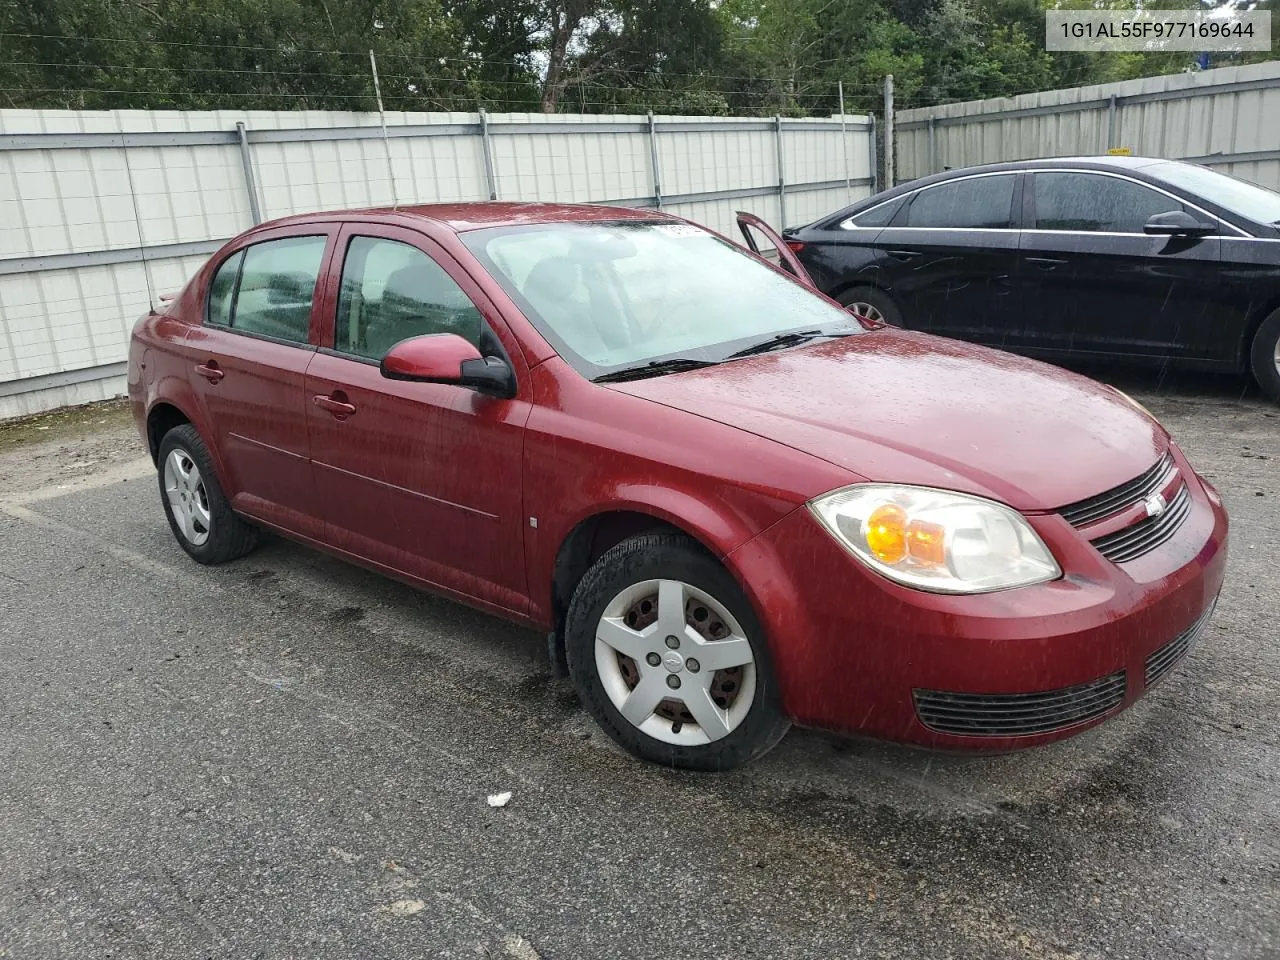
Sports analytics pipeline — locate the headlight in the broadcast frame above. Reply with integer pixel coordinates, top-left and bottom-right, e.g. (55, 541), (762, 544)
(808, 485), (1061, 594)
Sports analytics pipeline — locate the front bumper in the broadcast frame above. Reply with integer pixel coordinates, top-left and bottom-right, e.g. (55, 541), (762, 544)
(725, 454), (1229, 750)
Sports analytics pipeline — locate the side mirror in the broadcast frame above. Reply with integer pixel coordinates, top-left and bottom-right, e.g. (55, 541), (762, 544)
(1143, 210), (1216, 237)
(380, 333), (516, 399)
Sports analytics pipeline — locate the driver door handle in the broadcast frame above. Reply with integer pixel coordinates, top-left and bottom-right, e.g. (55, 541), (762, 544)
(886, 249), (921, 261)
(195, 361), (225, 383)
(313, 393), (356, 419)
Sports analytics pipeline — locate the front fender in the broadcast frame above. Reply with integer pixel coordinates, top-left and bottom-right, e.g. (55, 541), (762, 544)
(528, 482), (778, 628)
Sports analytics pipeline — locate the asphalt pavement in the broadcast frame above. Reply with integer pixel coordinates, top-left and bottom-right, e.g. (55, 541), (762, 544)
(1, 370), (1277, 960)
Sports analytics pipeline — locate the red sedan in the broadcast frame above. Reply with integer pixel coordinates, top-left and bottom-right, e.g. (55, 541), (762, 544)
(128, 202), (1228, 770)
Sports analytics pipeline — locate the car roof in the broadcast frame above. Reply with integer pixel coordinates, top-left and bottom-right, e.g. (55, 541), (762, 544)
(805, 156), (1182, 228)
(901, 155), (1171, 186)
(260, 201), (672, 234)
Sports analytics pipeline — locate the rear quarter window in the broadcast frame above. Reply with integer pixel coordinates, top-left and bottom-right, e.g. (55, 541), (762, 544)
(845, 196), (904, 228)
(206, 251), (243, 326)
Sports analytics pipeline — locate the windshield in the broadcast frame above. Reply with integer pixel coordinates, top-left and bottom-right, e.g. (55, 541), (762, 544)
(1145, 161), (1280, 226)
(460, 220), (861, 378)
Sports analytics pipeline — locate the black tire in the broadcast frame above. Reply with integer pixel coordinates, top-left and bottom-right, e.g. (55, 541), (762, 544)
(1249, 308), (1280, 404)
(156, 424), (258, 565)
(564, 532), (790, 771)
(837, 285), (904, 327)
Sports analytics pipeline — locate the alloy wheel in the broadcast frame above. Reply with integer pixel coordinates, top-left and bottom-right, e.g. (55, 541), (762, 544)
(849, 301), (886, 324)
(163, 447), (212, 546)
(594, 578), (757, 745)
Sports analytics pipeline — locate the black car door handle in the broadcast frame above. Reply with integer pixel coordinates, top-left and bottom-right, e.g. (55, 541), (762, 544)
(1026, 257), (1068, 270)
(886, 249), (921, 261)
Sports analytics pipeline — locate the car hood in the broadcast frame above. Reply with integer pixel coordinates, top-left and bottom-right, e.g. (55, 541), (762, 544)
(610, 330), (1168, 511)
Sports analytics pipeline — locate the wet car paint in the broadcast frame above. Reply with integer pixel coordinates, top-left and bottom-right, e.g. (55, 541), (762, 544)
(128, 201), (1229, 750)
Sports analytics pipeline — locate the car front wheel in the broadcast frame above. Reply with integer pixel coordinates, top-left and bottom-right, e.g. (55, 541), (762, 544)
(157, 424), (259, 564)
(565, 533), (790, 770)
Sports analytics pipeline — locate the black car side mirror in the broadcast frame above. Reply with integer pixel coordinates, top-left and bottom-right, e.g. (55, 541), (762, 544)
(1144, 210), (1217, 237)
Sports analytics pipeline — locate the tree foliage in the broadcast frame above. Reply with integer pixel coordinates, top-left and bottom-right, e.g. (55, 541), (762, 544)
(0, 0), (1275, 114)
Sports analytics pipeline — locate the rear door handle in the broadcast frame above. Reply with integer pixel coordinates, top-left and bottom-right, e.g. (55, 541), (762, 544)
(1026, 257), (1068, 270)
(313, 393), (356, 419)
(886, 249), (921, 261)
(195, 361), (224, 383)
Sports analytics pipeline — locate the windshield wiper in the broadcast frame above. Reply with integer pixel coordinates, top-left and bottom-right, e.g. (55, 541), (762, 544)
(725, 329), (849, 359)
(592, 358), (720, 383)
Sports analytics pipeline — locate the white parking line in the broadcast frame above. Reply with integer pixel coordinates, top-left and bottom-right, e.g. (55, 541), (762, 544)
(0, 456), (155, 506)
(0, 498), (188, 583)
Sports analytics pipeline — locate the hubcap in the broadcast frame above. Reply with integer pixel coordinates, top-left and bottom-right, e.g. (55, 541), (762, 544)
(163, 448), (211, 546)
(594, 579), (757, 746)
(849, 302), (887, 324)
(1273, 335), (1280, 375)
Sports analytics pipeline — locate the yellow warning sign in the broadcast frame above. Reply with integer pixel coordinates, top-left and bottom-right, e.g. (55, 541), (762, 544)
(1108, 147), (1132, 156)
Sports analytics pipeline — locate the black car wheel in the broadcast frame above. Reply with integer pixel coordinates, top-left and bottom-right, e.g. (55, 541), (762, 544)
(1249, 307), (1280, 404)
(837, 286), (903, 327)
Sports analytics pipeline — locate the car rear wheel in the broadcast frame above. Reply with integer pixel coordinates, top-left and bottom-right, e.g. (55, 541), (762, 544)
(157, 425), (259, 564)
(564, 533), (789, 770)
(837, 285), (903, 327)
(1249, 307), (1280, 404)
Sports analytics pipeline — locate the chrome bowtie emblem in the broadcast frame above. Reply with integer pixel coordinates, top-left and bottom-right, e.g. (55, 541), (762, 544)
(1144, 493), (1167, 518)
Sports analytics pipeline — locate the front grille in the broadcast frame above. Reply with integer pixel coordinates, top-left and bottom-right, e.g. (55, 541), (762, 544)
(913, 671), (1127, 737)
(1059, 452), (1176, 528)
(1145, 603), (1215, 687)
(1089, 482), (1191, 563)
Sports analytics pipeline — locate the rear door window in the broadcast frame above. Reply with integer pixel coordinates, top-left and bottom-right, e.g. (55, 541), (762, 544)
(902, 176), (1017, 229)
(213, 236), (327, 343)
(1032, 173), (1182, 233)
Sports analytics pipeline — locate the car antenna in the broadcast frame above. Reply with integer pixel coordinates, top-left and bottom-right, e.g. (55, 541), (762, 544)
(369, 49), (400, 210)
(120, 131), (157, 308)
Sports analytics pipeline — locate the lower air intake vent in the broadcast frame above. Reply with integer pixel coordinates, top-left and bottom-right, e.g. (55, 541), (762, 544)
(1145, 603), (1215, 687)
(913, 672), (1127, 737)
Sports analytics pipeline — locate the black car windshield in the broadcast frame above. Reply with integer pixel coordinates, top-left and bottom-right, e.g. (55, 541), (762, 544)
(460, 220), (861, 379)
(1145, 161), (1280, 227)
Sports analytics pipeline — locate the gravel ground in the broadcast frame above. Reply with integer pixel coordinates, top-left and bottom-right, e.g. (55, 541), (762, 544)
(0, 370), (1277, 960)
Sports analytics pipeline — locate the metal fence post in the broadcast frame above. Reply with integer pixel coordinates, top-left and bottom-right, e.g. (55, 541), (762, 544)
(1107, 93), (1119, 150)
(868, 114), (879, 194)
(647, 112), (663, 209)
(235, 122), (262, 225)
(775, 115), (787, 227)
(478, 109), (498, 201)
(883, 74), (895, 189)
(928, 117), (937, 173)
(839, 80), (852, 202)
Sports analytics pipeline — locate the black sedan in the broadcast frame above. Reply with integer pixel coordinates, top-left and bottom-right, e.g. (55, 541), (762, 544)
(778, 157), (1280, 402)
